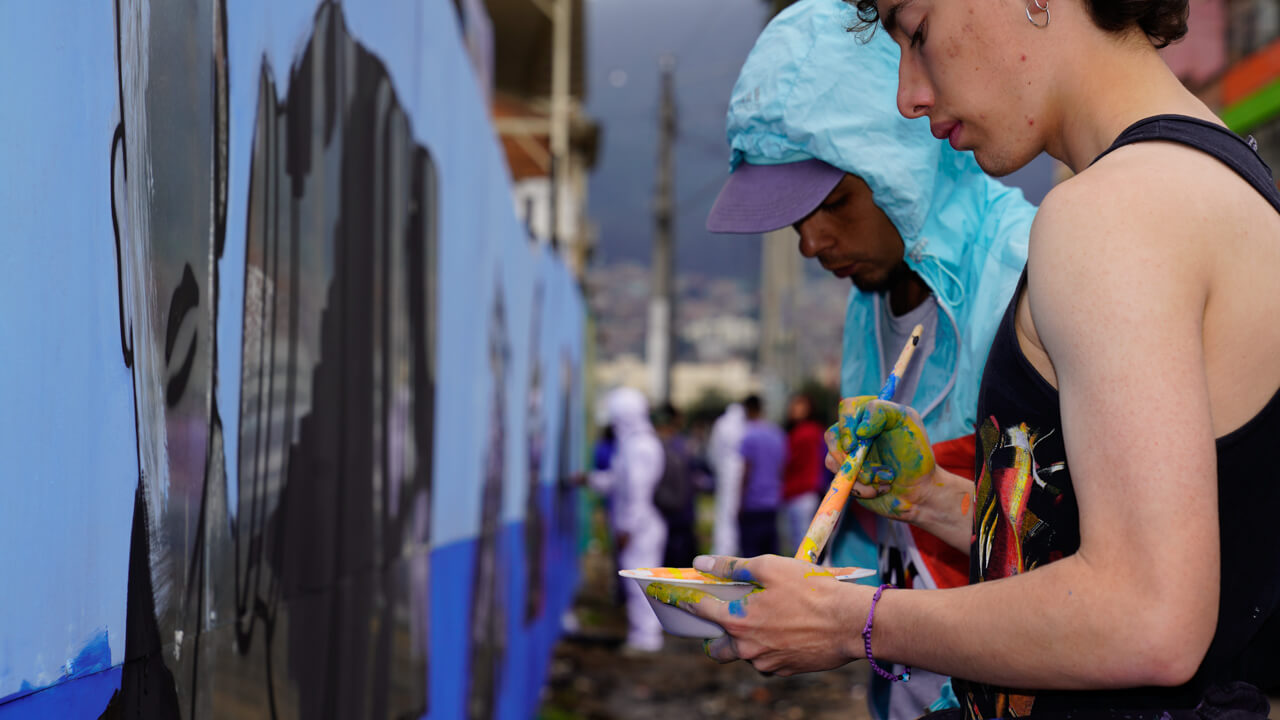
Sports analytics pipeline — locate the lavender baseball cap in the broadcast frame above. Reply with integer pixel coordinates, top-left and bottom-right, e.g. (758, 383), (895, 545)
(705, 158), (846, 234)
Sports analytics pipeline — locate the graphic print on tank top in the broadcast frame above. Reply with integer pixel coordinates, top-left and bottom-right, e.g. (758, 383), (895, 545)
(973, 418), (1072, 580)
(966, 414), (1078, 719)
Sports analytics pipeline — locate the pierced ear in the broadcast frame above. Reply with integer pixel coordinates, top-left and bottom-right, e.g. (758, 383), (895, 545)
(111, 122), (134, 368)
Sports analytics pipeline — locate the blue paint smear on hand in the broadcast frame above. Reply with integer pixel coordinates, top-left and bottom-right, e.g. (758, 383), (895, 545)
(727, 599), (749, 618)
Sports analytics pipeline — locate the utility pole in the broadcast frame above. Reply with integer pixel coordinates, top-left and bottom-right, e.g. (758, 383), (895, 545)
(546, 0), (572, 251)
(647, 54), (677, 405)
(759, 226), (802, 421)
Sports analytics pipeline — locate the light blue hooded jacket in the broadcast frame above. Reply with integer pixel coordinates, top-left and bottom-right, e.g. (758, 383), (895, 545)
(724, 0), (1034, 580)
(726, 0), (1033, 460)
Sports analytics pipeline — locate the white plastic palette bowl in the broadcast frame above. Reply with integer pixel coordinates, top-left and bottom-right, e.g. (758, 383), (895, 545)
(619, 567), (876, 639)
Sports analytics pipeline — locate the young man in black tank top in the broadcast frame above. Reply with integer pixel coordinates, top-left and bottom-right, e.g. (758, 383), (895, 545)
(645, 0), (1280, 717)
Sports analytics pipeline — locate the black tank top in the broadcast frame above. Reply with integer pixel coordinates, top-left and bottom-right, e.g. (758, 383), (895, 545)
(957, 115), (1280, 719)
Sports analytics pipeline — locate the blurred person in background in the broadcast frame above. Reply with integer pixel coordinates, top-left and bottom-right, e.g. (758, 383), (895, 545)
(781, 392), (825, 555)
(701, 0), (1034, 715)
(653, 403), (699, 568)
(707, 402), (746, 556)
(590, 387), (666, 653)
(737, 395), (787, 558)
(592, 425), (616, 476)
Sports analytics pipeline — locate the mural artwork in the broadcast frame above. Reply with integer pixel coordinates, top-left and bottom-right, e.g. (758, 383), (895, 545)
(0, 0), (585, 718)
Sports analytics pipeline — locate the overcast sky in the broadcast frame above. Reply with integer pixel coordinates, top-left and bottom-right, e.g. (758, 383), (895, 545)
(585, 0), (769, 284)
(584, 0), (1056, 287)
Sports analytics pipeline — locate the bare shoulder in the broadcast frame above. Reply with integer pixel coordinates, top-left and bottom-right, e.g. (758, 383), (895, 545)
(1032, 142), (1237, 274)
(1026, 139), (1280, 432)
(1030, 137), (1280, 304)
(1020, 145), (1221, 376)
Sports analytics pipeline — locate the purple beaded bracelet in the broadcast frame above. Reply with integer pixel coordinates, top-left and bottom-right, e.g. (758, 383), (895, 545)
(862, 583), (910, 683)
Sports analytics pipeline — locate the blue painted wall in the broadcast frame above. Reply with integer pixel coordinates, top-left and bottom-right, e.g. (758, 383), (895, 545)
(0, 1), (586, 717)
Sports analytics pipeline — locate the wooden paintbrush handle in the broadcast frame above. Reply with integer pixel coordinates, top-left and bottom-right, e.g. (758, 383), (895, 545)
(795, 442), (871, 563)
(792, 325), (922, 564)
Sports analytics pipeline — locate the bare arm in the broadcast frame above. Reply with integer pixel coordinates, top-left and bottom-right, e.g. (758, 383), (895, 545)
(901, 465), (972, 552)
(863, 180), (1220, 688)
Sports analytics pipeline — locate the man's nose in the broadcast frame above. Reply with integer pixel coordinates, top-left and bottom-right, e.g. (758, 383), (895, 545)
(795, 219), (828, 258)
(896, 51), (933, 120)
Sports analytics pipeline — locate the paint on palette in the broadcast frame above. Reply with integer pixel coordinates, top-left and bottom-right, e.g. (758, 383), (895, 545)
(642, 582), (712, 608)
(626, 567), (746, 585)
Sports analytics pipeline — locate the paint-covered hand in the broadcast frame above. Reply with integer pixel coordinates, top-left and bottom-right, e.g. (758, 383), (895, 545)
(644, 555), (866, 675)
(825, 396), (936, 521)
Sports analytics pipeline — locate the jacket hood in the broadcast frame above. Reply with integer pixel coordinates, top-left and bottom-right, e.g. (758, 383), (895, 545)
(607, 387), (654, 439)
(725, 0), (1034, 309)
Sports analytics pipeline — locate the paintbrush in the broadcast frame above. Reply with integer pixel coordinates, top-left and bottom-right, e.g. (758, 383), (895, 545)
(794, 324), (924, 565)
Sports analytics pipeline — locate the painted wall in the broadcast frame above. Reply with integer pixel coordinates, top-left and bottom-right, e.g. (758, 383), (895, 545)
(0, 1), (586, 718)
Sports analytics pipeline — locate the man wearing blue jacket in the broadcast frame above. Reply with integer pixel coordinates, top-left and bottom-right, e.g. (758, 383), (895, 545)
(704, 1), (1034, 716)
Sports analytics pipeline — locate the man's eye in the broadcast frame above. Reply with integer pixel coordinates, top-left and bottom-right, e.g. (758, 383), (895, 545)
(821, 196), (849, 212)
(910, 21), (927, 49)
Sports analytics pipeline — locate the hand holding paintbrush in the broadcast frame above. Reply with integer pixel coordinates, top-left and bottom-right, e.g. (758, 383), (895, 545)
(794, 324), (924, 565)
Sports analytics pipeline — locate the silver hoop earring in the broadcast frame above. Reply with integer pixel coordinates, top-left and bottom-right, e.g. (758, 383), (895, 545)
(1026, 0), (1050, 27)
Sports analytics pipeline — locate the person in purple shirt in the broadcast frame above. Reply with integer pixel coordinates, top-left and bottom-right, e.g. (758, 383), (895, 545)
(737, 395), (787, 558)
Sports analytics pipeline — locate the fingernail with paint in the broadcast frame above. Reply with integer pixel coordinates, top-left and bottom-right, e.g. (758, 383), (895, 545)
(693, 555), (714, 572)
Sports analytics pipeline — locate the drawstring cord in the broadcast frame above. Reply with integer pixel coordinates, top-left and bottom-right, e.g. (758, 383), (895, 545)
(907, 237), (965, 309)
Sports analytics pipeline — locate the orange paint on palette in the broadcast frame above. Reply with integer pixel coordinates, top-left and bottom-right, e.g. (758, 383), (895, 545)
(626, 567), (742, 585)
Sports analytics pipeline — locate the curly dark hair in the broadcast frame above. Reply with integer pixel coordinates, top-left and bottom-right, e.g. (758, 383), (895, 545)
(844, 0), (1188, 49)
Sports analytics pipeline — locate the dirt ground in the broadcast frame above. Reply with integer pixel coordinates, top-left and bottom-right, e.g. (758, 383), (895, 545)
(538, 634), (873, 720)
(538, 524), (874, 720)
